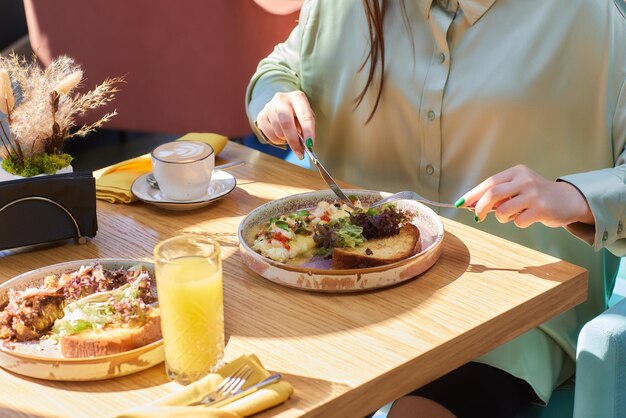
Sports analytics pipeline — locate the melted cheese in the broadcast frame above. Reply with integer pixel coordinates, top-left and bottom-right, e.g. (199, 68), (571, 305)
(252, 200), (356, 263)
(252, 234), (315, 263)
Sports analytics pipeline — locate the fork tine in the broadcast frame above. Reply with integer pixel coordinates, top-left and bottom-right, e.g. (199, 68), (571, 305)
(219, 364), (246, 388)
(370, 193), (397, 208)
(228, 368), (253, 395)
(195, 364), (251, 405)
(215, 365), (252, 396)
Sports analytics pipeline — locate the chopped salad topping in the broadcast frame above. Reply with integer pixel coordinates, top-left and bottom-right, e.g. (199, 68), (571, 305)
(52, 270), (157, 337)
(0, 264), (156, 342)
(252, 199), (412, 262)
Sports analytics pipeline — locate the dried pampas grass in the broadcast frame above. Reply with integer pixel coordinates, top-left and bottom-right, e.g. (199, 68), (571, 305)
(0, 69), (15, 115)
(0, 53), (122, 165)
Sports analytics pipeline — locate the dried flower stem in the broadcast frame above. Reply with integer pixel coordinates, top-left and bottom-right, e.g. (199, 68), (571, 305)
(0, 127), (14, 162)
(3, 97), (12, 123)
(0, 122), (21, 164)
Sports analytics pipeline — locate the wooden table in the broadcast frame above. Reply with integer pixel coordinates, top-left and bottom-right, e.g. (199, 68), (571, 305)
(0, 142), (587, 418)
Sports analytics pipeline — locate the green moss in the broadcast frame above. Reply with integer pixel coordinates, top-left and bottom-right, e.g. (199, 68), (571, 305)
(2, 153), (73, 177)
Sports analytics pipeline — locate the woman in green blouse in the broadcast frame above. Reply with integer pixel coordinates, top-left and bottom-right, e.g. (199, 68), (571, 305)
(246, 0), (626, 416)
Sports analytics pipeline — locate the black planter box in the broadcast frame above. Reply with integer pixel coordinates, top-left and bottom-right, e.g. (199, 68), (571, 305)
(0, 171), (97, 250)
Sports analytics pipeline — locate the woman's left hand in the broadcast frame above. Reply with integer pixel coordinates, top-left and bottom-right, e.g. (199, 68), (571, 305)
(459, 165), (594, 228)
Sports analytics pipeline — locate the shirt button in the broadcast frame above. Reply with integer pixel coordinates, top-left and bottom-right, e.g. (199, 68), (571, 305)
(602, 230), (609, 242)
(618, 222), (623, 234)
(427, 110), (436, 121)
(439, 53), (446, 64)
(426, 164), (435, 175)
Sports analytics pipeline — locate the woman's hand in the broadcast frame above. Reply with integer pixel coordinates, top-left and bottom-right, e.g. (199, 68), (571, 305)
(255, 91), (316, 159)
(458, 165), (594, 228)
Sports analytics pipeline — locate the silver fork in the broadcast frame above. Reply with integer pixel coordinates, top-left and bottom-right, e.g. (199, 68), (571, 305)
(298, 134), (355, 209)
(369, 191), (458, 209)
(206, 373), (283, 407)
(195, 364), (253, 406)
(370, 191), (491, 212)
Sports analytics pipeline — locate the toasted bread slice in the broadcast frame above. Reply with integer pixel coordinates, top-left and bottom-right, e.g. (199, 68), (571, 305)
(60, 308), (161, 358)
(332, 223), (421, 269)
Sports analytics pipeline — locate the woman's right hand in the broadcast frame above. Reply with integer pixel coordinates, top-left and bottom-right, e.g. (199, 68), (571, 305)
(255, 91), (316, 159)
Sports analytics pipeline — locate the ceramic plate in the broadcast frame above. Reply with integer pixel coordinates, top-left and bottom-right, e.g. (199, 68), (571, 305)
(0, 259), (164, 381)
(238, 190), (445, 293)
(131, 170), (236, 211)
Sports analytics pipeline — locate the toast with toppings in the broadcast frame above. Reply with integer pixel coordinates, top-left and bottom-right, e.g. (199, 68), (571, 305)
(0, 264), (156, 345)
(60, 308), (161, 358)
(0, 264), (161, 358)
(331, 223), (421, 269)
(51, 268), (160, 358)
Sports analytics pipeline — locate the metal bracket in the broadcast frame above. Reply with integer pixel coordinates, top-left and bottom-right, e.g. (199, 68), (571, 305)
(0, 196), (87, 244)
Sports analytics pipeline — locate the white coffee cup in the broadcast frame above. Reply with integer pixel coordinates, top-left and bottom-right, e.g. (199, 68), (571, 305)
(151, 140), (215, 201)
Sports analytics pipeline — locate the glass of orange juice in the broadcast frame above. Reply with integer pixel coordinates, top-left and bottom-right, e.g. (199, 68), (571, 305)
(154, 234), (224, 384)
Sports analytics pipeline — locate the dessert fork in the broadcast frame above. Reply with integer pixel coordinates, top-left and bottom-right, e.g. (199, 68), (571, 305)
(298, 135), (355, 209)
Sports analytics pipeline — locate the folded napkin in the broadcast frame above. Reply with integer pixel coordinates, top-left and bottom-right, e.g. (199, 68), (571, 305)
(95, 133), (228, 203)
(116, 354), (293, 418)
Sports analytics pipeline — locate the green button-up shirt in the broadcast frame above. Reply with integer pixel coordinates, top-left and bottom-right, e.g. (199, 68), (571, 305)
(246, 0), (626, 402)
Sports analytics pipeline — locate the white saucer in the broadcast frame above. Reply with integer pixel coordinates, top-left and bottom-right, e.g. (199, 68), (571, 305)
(131, 170), (236, 211)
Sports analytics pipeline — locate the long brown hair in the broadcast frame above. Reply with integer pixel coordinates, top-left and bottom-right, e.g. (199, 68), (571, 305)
(356, 0), (409, 122)
(355, 0), (387, 123)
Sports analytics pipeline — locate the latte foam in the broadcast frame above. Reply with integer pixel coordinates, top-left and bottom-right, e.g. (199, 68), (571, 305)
(152, 141), (213, 163)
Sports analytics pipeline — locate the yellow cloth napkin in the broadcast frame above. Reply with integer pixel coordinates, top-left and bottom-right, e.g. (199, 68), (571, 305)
(116, 354), (293, 418)
(95, 133), (228, 203)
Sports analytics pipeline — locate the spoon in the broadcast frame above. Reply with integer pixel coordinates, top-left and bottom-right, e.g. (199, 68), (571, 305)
(146, 160), (245, 189)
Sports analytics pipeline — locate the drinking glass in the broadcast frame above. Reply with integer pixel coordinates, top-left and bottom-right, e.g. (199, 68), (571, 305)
(154, 234), (224, 384)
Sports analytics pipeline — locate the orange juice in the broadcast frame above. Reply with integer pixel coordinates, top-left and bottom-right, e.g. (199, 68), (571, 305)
(155, 238), (224, 384)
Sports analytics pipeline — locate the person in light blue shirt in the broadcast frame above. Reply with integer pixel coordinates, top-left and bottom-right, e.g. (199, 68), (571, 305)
(246, 0), (626, 416)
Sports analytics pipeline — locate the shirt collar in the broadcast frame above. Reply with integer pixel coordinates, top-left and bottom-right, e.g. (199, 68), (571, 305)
(417, 0), (497, 25)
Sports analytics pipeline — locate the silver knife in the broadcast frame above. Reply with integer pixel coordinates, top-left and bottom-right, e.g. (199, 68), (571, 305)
(298, 135), (355, 208)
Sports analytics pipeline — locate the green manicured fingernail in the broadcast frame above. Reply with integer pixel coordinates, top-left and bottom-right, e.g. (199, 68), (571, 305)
(454, 197), (465, 207)
(305, 137), (313, 148)
(299, 153), (304, 160)
(474, 214), (480, 222)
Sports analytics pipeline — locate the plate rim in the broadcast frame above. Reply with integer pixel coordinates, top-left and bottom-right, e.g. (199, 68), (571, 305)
(0, 258), (162, 362)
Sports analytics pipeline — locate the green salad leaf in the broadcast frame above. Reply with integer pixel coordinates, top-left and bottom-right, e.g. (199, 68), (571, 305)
(275, 220), (290, 231)
(52, 276), (152, 337)
(313, 217), (365, 257)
